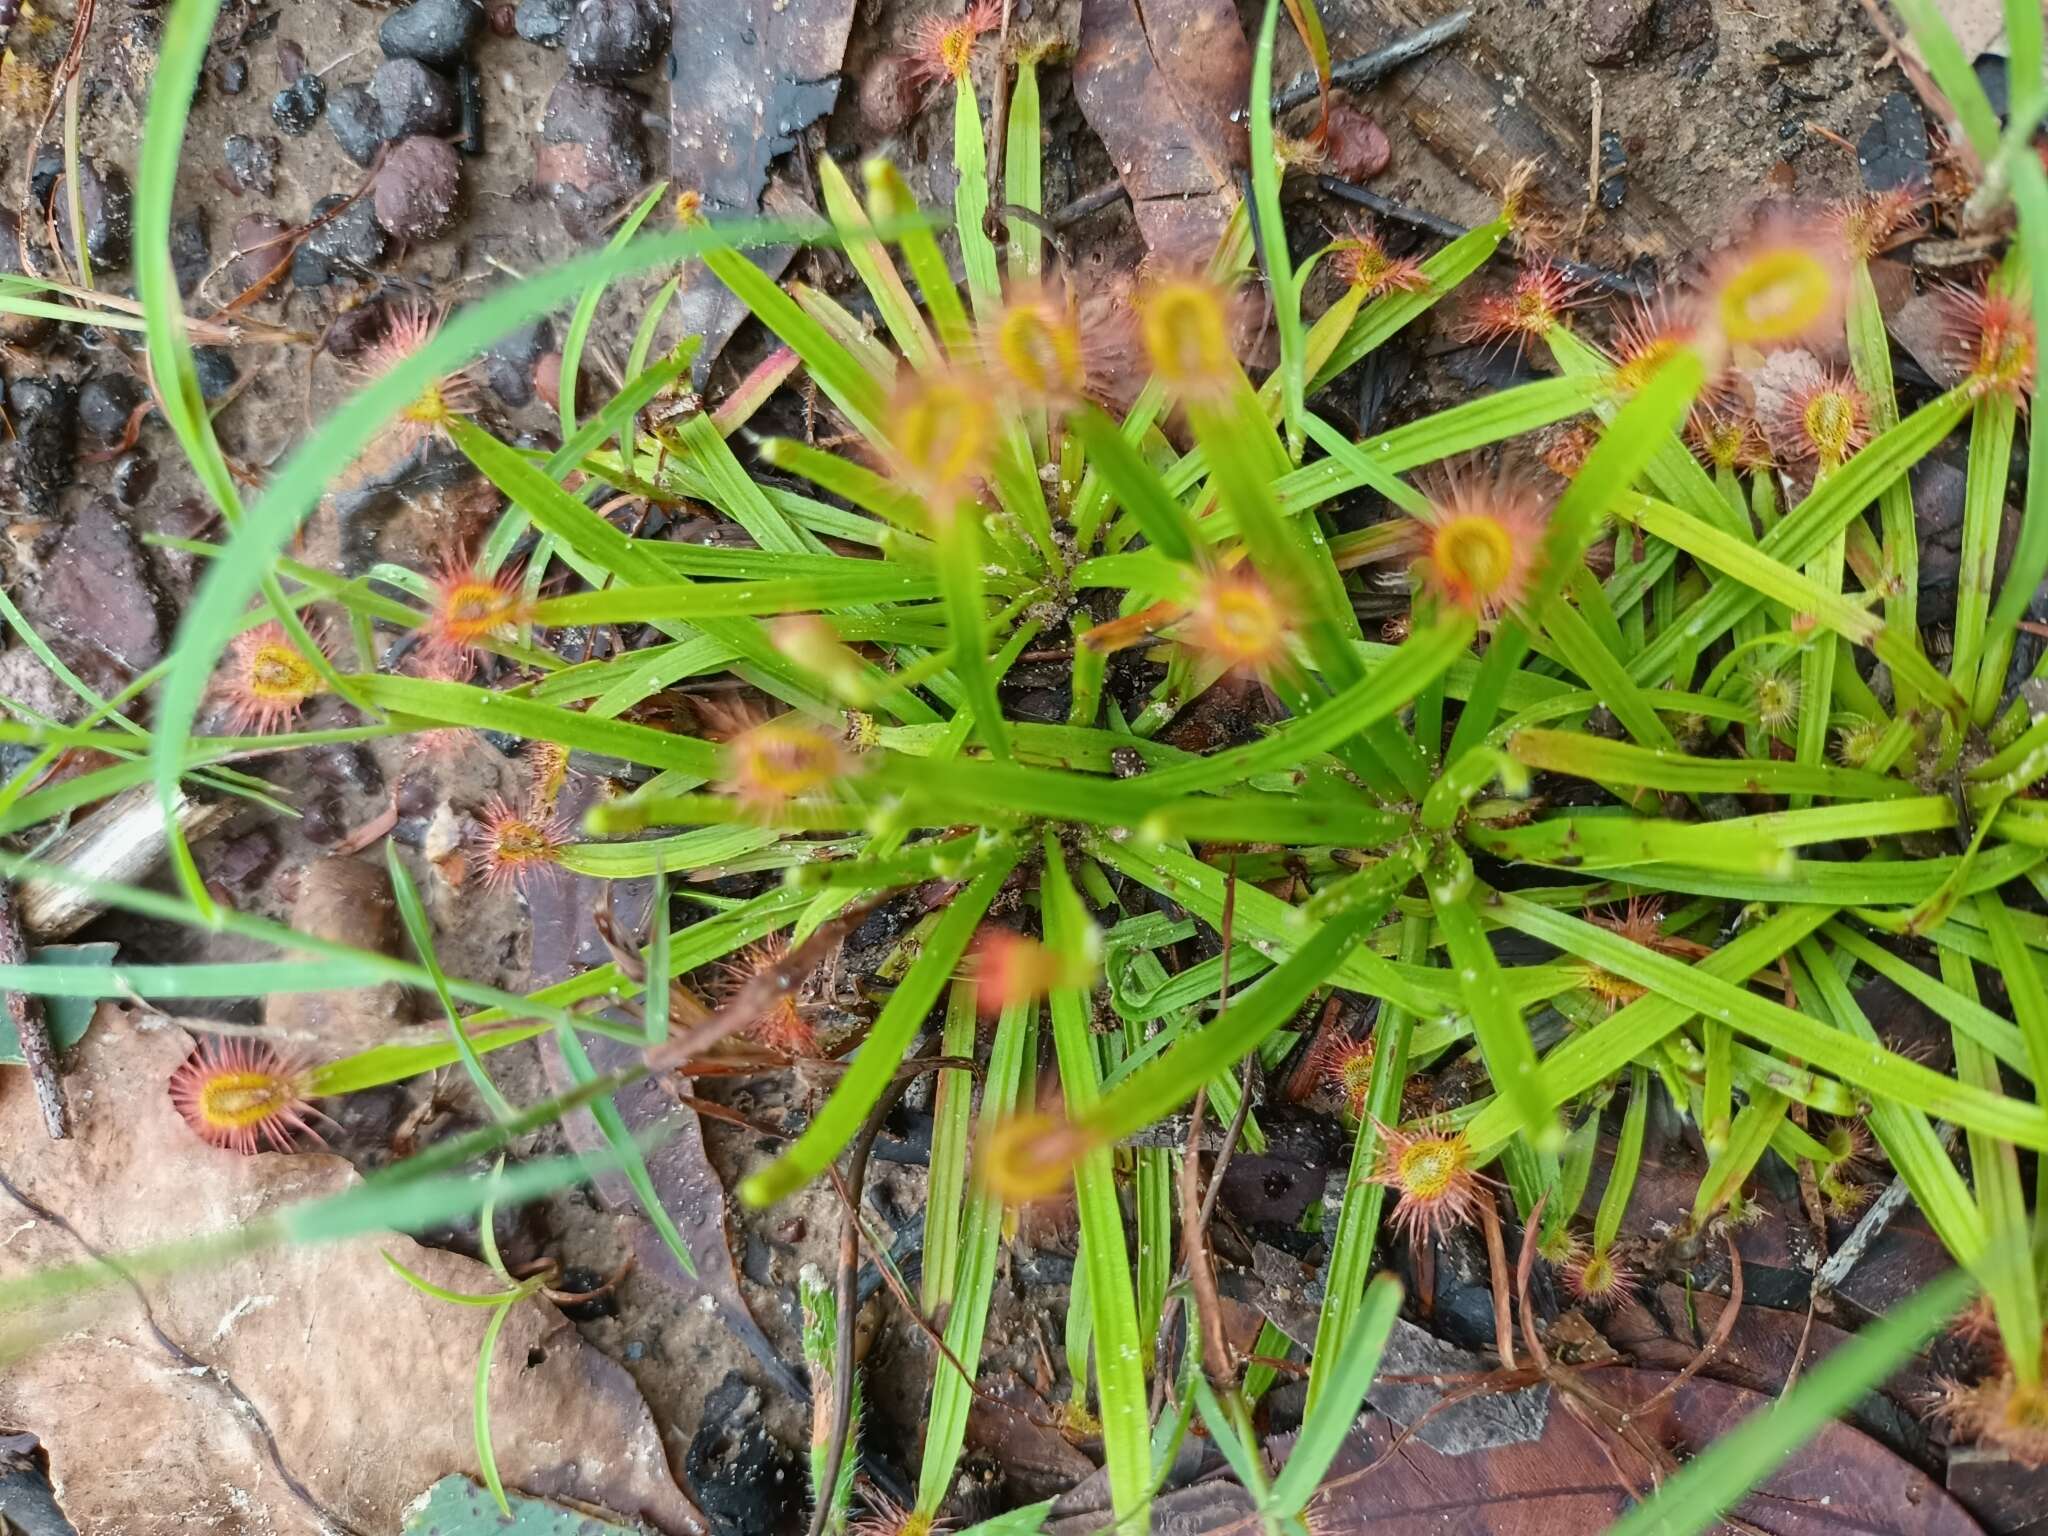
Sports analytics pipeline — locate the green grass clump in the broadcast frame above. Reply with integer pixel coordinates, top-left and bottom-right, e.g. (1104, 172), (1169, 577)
(0, 0), (2045, 1530)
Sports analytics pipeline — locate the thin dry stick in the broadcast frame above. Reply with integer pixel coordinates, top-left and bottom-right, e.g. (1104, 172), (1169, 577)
(0, 886), (66, 1138)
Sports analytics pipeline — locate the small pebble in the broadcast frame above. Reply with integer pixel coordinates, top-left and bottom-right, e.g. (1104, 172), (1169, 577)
(271, 72), (326, 135)
(55, 157), (133, 271)
(192, 347), (238, 401)
(379, 0), (482, 68)
(327, 82), (386, 166)
(534, 78), (647, 240)
(111, 452), (154, 507)
(169, 212), (210, 296)
(322, 303), (388, 360)
(218, 55), (249, 94)
(292, 194), (389, 286)
(9, 379), (76, 513)
(372, 135), (462, 240)
(28, 147), (62, 207)
(515, 0), (571, 44)
(564, 0), (670, 79)
(77, 375), (144, 444)
(370, 56), (458, 138)
(276, 38), (308, 84)
(483, 319), (550, 406)
(1321, 102), (1390, 182)
(488, 3), (518, 37)
(222, 133), (279, 196)
(230, 215), (292, 293)
(1597, 129), (1627, 210)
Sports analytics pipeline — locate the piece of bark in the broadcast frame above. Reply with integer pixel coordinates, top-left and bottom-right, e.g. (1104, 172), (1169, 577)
(16, 786), (234, 941)
(1346, 0), (1699, 259)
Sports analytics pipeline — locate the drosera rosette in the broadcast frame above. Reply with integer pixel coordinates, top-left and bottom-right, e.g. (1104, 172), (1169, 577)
(1455, 263), (1586, 358)
(1933, 1373), (2048, 1468)
(211, 619), (331, 735)
(905, 0), (1001, 89)
(419, 556), (534, 667)
(884, 365), (1000, 511)
(969, 924), (1099, 1018)
(977, 1108), (1103, 1205)
(1830, 184), (1927, 263)
(469, 793), (572, 894)
(1564, 1245), (1639, 1311)
(1363, 1120), (1492, 1249)
(1310, 1030), (1379, 1121)
(1687, 402), (1773, 474)
(1943, 282), (2036, 403)
(1327, 223), (1430, 301)
(1138, 274), (1246, 404)
(1701, 215), (1849, 354)
(169, 1035), (324, 1156)
(353, 299), (484, 456)
(1606, 293), (1710, 397)
(1760, 355), (1868, 471)
(721, 714), (854, 816)
(1395, 471), (1550, 624)
(720, 934), (826, 1060)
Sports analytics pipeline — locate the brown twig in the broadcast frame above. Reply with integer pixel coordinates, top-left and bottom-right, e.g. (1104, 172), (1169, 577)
(0, 887), (66, 1139)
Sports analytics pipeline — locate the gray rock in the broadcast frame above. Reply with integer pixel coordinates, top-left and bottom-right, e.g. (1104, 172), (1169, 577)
(1582, 0), (1652, 63)
(515, 0), (572, 45)
(564, 0), (669, 79)
(534, 78), (646, 240)
(270, 72), (325, 135)
(379, 0), (481, 68)
(222, 133), (279, 195)
(54, 157), (132, 270)
(328, 82), (387, 166)
(371, 135), (462, 240)
(371, 57), (458, 138)
(26, 498), (169, 683)
(76, 375), (144, 444)
(292, 194), (389, 286)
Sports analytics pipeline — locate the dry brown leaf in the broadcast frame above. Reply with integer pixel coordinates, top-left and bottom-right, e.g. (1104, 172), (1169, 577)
(0, 1004), (705, 1536)
(1073, 0), (1252, 266)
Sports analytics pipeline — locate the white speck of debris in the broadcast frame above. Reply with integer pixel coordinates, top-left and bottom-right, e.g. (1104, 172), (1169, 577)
(210, 1293), (276, 1344)
(0, 1219), (37, 1249)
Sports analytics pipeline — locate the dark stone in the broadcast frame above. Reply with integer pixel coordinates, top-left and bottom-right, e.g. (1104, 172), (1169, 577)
(1581, 0), (1651, 64)
(55, 157), (133, 270)
(292, 194), (389, 286)
(230, 215), (292, 293)
(270, 72), (326, 135)
(533, 78), (646, 241)
(327, 82), (386, 166)
(169, 212), (210, 296)
(371, 136), (462, 241)
(514, 0), (571, 46)
(563, 0), (669, 79)
(192, 347), (238, 401)
(1649, 0), (1717, 76)
(222, 133), (279, 196)
(1597, 129), (1627, 209)
(482, 319), (550, 406)
(306, 741), (384, 793)
(28, 148), (62, 207)
(685, 1372), (807, 1536)
(322, 303), (388, 360)
(0, 211), (48, 346)
(370, 57), (458, 138)
(218, 54), (249, 94)
(76, 374), (143, 444)
(551, 1266), (619, 1322)
(379, 0), (482, 68)
(1767, 82), (1793, 112)
(1857, 90), (1931, 192)
(209, 826), (279, 894)
(9, 378), (74, 513)
(1974, 53), (2009, 121)
(26, 498), (168, 677)
(110, 452), (154, 507)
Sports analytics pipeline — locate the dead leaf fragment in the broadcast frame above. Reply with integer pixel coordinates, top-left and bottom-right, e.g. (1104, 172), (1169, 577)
(1073, 0), (1252, 265)
(0, 1005), (704, 1536)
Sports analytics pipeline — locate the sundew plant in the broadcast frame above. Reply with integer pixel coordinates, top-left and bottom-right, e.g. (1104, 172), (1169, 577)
(0, 0), (2045, 1530)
